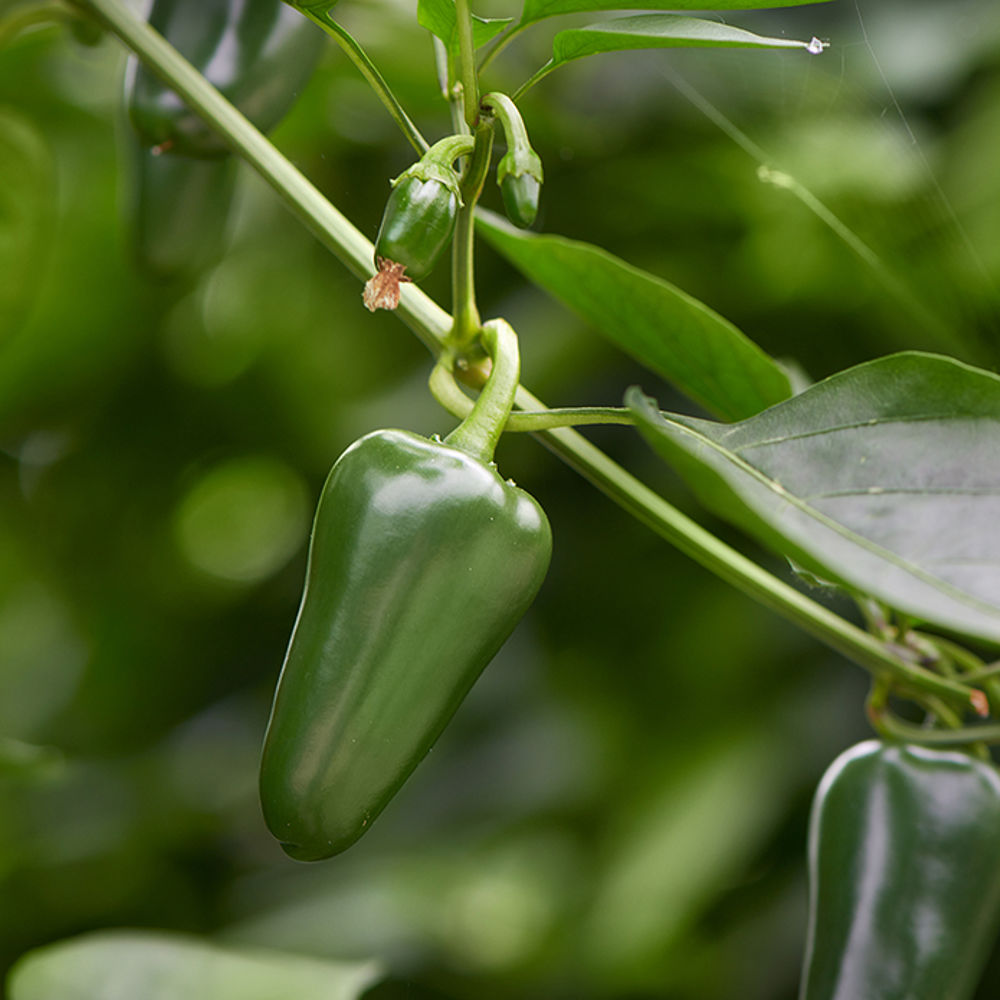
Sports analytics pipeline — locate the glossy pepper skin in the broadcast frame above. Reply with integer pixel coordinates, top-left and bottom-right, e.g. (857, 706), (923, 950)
(259, 429), (551, 860)
(373, 175), (459, 280)
(500, 172), (540, 229)
(132, 147), (235, 278)
(800, 740), (1000, 1000)
(128, 0), (323, 158)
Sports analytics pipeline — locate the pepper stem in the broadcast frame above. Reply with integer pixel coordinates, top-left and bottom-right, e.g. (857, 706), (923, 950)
(420, 133), (476, 172)
(449, 120), (494, 345)
(443, 319), (519, 464)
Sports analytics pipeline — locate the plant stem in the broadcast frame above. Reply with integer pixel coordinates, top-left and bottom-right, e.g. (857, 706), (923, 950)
(512, 383), (980, 712)
(512, 60), (555, 101)
(429, 372), (634, 431)
(868, 710), (1000, 748)
(454, 0), (479, 128)
(449, 121), (493, 346)
(294, 6), (428, 155)
(85, 0), (984, 716)
(443, 319), (519, 463)
(73, 0), (449, 351)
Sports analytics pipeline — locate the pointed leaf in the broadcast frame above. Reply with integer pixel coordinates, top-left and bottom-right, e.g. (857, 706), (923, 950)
(521, 0), (832, 26)
(417, 0), (512, 50)
(477, 210), (791, 421)
(627, 352), (1000, 645)
(551, 14), (823, 67)
(7, 931), (382, 1000)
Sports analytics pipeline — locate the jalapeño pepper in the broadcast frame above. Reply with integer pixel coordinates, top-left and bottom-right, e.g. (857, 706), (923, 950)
(800, 740), (1000, 1000)
(127, 0), (324, 158)
(259, 320), (551, 860)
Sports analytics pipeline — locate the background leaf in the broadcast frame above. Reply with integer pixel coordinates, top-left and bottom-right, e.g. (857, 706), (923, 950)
(6, 931), (381, 1000)
(628, 352), (1000, 645)
(550, 14), (822, 66)
(417, 0), (511, 51)
(0, 107), (54, 341)
(478, 210), (791, 421)
(520, 0), (833, 27)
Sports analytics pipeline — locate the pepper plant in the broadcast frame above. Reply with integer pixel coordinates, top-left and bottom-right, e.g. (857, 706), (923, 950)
(1, 0), (1000, 997)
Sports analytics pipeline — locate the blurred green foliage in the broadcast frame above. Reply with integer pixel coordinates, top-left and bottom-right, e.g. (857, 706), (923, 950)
(1, 0), (999, 997)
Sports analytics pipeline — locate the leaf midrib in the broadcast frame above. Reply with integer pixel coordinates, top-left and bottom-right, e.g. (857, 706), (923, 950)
(659, 414), (1000, 619)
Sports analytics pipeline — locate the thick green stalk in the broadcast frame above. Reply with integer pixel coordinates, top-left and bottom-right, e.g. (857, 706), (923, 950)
(449, 121), (493, 346)
(80, 0), (983, 716)
(453, 0), (479, 128)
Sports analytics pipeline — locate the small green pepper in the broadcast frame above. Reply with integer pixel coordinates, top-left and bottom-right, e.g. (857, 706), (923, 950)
(128, 0), (324, 158)
(364, 134), (475, 310)
(800, 740), (1000, 1000)
(260, 320), (550, 860)
(500, 171), (541, 230)
(373, 172), (459, 281)
(482, 92), (543, 229)
(372, 134), (475, 280)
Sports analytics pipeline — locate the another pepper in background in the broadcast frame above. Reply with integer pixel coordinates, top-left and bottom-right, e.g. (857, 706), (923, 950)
(125, 0), (323, 278)
(131, 148), (235, 279)
(128, 0), (324, 158)
(800, 740), (1000, 1000)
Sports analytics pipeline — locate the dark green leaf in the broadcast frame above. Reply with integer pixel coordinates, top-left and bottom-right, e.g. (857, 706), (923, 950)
(627, 352), (1000, 645)
(551, 14), (824, 66)
(7, 931), (382, 1000)
(417, 0), (512, 50)
(520, 0), (832, 26)
(477, 209), (791, 421)
(0, 107), (54, 342)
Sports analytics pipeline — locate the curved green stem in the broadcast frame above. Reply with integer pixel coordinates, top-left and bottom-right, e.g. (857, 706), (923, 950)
(421, 133), (476, 169)
(868, 708), (1000, 748)
(449, 120), (493, 346)
(291, 5), (427, 155)
(429, 376), (633, 430)
(84, 0), (986, 718)
(442, 319), (519, 463)
(512, 59), (555, 102)
(481, 92), (529, 149)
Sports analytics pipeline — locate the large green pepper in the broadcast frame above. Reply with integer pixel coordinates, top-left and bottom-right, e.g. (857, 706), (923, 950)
(800, 740), (1000, 1000)
(128, 0), (324, 158)
(259, 320), (551, 860)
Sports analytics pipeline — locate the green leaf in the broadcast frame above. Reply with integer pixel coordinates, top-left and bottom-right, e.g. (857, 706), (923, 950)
(0, 107), (54, 342)
(7, 931), (382, 1000)
(627, 352), (1000, 645)
(550, 14), (823, 66)
(521, 0), (832, 26)
(477, 210), (791, 421)
(417, 0), (511, 51)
